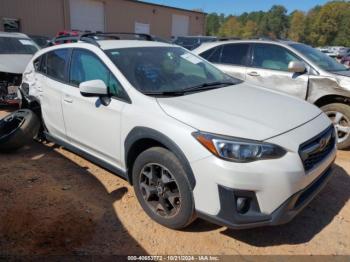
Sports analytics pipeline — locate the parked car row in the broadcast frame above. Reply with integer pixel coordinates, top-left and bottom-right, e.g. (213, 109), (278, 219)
(317, 46), (350, 58)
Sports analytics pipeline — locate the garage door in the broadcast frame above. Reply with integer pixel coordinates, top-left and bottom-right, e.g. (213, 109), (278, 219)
(135, 22), (150, 34)
(172, 14), (189, 37)
(70, 0), (105, 32)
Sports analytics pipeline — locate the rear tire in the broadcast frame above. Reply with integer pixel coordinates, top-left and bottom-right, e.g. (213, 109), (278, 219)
(132, 147), (195, 229)
(321, 103), (350, 150)
(0, 109), (40, 152)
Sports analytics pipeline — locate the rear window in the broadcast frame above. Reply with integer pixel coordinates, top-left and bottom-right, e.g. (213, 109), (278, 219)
(0, 37), (39, 54)
(221, 44), (250, 66)
(46, 49), (70, 81)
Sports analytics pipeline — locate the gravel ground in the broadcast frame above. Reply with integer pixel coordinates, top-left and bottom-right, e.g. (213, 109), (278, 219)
(0, 109), (349, 256)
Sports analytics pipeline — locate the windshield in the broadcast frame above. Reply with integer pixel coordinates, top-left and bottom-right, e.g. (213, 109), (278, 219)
(106, 47), (237, 95)
(290, 43), (347, 72)
(0, 37), (39, 55)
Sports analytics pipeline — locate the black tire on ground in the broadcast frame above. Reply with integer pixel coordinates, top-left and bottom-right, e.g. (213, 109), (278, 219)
(321, 103), (350, 150)
(132, 147), (196, 229)
(0, 109), (40, 152)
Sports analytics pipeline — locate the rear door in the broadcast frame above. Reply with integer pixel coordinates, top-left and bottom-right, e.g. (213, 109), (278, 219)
(61, 48), (128, 167)
(38, 49), (70, 140)
(246, 43), (309, 100)
(200, 43), (250, 81)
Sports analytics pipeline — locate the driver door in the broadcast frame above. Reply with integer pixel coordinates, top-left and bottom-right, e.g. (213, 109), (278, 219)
(246, 43), (309, 100)
(61, 48), (129, 167)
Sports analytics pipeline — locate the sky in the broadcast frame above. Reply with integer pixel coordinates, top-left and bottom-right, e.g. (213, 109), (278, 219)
(141, 0), (331, 15)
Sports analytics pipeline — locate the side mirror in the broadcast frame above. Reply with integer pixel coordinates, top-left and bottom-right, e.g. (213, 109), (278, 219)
(80, 80), (108, 97)
(288, 61), (306, 73)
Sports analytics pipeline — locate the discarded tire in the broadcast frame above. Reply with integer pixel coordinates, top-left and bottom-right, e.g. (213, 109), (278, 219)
(0, 109), (40, 152)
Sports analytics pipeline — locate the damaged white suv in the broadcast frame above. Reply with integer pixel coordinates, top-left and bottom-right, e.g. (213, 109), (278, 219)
(0, 32), (39, 106)
(20, 33), (336, 229)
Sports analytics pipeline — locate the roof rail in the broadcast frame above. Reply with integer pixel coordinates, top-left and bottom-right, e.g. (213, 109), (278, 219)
(82, 32), (155, 41)
(50, 32), (155, 47)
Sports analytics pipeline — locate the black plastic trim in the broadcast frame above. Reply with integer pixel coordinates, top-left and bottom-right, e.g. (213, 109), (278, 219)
(124, 127), (196, 189)
(198, 163), (334, 229)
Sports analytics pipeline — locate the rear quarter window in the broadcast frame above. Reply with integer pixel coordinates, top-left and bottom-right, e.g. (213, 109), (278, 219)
(46, 49), (70, 81)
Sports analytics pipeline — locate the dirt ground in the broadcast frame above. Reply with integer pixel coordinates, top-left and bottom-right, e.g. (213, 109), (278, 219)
(0, 109), (349, 256)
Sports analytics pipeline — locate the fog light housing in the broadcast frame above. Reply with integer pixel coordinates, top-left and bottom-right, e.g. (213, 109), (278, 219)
(236, 197), (251, 214)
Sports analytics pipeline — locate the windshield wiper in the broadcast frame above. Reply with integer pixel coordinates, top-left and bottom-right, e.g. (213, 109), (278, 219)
(183, 81), (236, 93)
(143, 81), (237, 97)
(143, 90), (186, 96)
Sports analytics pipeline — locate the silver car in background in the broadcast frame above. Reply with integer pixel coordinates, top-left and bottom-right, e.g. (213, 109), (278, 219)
(193, 40), (350, 149)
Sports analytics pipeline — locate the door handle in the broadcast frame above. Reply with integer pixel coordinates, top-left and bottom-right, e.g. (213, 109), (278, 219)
(248, 71), (260, 77)
(63, 95), (73, 103)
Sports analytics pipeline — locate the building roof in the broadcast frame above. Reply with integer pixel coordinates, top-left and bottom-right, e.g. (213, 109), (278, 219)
(128, 0), (207, 15)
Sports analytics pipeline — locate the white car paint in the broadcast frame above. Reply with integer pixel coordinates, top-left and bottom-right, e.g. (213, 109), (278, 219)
(158, 83), (321, 140)
(0, 32), (39, 74)
(0, 54), (34, 74)
(21, 39), (336, 229)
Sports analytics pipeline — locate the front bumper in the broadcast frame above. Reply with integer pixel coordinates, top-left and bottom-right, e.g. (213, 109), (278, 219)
(191, 113), (336, 229)
(197, 164), (334, 229)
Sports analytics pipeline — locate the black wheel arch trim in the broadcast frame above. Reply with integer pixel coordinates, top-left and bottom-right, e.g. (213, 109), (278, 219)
(124, 126), (196, 190)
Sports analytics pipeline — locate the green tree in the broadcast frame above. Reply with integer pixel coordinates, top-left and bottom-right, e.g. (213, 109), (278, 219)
(218, 16), (242, 37)
(242, 20), (258, 39)
(206, 13), (221, 35)
(304, 5), (322, 45)
(265, 5), (289, 38)
(212, 1), (350, 46)
(288, 11), (306, 42)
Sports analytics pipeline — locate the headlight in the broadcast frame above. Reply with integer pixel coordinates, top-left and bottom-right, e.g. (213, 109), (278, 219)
(192, 132), (286, 162)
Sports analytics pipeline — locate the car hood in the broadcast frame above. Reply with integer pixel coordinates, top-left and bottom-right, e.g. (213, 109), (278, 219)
(333, 70), (350, 77)
(0, 54), (33, 74)
(157, 84), (322, 141)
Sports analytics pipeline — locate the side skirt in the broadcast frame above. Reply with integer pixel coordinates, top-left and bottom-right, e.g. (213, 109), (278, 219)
(44, 132), (128, 181)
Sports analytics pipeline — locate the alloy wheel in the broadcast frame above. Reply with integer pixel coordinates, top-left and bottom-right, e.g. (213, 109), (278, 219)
(326, 111), (350, 144)
(139, 163), (181, 218)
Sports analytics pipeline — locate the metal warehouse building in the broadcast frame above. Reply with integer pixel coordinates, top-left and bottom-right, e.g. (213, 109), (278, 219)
(0, 0), (206, 39)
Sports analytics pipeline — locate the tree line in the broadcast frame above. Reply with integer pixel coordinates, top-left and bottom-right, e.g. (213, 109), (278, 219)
(205, 1), (350, 47)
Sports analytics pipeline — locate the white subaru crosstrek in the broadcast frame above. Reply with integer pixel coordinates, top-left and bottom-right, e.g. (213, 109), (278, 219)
(20, 33), (336, 230)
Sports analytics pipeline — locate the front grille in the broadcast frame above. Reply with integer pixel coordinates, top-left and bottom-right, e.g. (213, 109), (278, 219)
(299, 125), (336, 172)
(294, 166), (332, 208)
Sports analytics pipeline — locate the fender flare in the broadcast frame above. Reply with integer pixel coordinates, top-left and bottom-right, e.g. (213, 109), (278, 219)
(124, 126), (196, 190)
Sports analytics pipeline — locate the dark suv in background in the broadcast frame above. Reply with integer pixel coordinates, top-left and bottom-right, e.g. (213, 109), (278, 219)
(173, 36), (218, 50)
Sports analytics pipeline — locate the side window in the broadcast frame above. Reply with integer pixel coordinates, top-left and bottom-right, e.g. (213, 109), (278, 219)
(200, 46), (222, 63)
(220, 44), (249, 66)
(33, 57), (41, 72)
(70, 49), (127, 99)
(46, 49), (69, 81)
(40, 53), (47, 74)
(33, 54), (47, 74)
(252, 44), (301, 71)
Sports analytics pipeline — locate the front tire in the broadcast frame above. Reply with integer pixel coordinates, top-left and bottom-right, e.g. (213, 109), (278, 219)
(321, 103), (350, 150)
(132, 147), (195, 229)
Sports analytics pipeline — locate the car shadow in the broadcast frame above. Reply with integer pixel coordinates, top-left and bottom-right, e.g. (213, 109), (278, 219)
(219, 164), (350, 246)
(0, 141), (147, 255)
